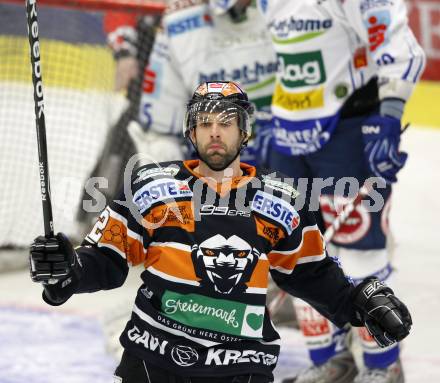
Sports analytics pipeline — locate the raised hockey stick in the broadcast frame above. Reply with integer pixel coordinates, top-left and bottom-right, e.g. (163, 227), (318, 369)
(268, 181), (373, 316)
(26, 0), (54, 237)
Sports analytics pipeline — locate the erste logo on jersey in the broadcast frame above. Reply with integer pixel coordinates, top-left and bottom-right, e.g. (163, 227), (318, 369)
(251, 191), (300, 235)
(142, 61), (163, 98)
(167, 12), (213, 37)
(134, 179), (192, 213)
(364, 10), (391, 52)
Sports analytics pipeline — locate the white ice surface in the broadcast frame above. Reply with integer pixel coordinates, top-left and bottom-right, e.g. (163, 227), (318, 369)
(0, 127), (439, 382)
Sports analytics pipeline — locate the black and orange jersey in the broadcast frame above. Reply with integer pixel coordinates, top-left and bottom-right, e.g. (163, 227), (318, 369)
(76, 160), (357, 378)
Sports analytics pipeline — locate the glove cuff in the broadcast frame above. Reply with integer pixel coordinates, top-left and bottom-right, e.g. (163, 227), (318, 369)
(378, 77), (414, 102)
(42, 288), (71, 306)
(42, 270), (81, 306)
(380, 98), (405, 120)
(41, 250), (83, 306)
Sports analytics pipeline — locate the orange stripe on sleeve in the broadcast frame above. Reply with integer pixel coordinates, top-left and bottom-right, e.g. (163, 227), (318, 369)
(268, 228), (325, 273)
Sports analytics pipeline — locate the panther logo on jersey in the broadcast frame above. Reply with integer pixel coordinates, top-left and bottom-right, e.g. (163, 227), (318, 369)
(191, 235), (259, 294)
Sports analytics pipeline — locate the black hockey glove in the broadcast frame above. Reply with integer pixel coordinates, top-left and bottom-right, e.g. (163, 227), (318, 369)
(352, 277), (412, 348)
(29, 232), (82, 305)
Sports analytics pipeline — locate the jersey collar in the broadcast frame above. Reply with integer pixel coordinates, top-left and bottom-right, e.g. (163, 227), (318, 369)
(183, 159), (257, 196)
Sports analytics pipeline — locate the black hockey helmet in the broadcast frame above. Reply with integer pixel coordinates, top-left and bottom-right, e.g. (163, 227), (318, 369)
(183, 81), (255, 140)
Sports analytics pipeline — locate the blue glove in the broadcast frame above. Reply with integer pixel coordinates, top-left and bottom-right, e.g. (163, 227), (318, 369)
(361, 114), (408, 184)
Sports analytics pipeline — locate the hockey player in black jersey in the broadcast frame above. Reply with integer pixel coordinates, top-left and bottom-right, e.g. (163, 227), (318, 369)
(29, 81), (412, 383)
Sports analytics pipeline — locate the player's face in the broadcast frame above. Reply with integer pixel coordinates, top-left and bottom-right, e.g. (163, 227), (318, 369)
(192, 112), (243, 171)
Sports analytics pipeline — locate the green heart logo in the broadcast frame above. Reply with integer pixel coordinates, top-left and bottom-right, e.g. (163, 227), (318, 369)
(246, 313), (263, 331)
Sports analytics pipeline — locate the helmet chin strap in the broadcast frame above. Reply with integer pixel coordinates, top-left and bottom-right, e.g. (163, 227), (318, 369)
(189, 135), (248, 172)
